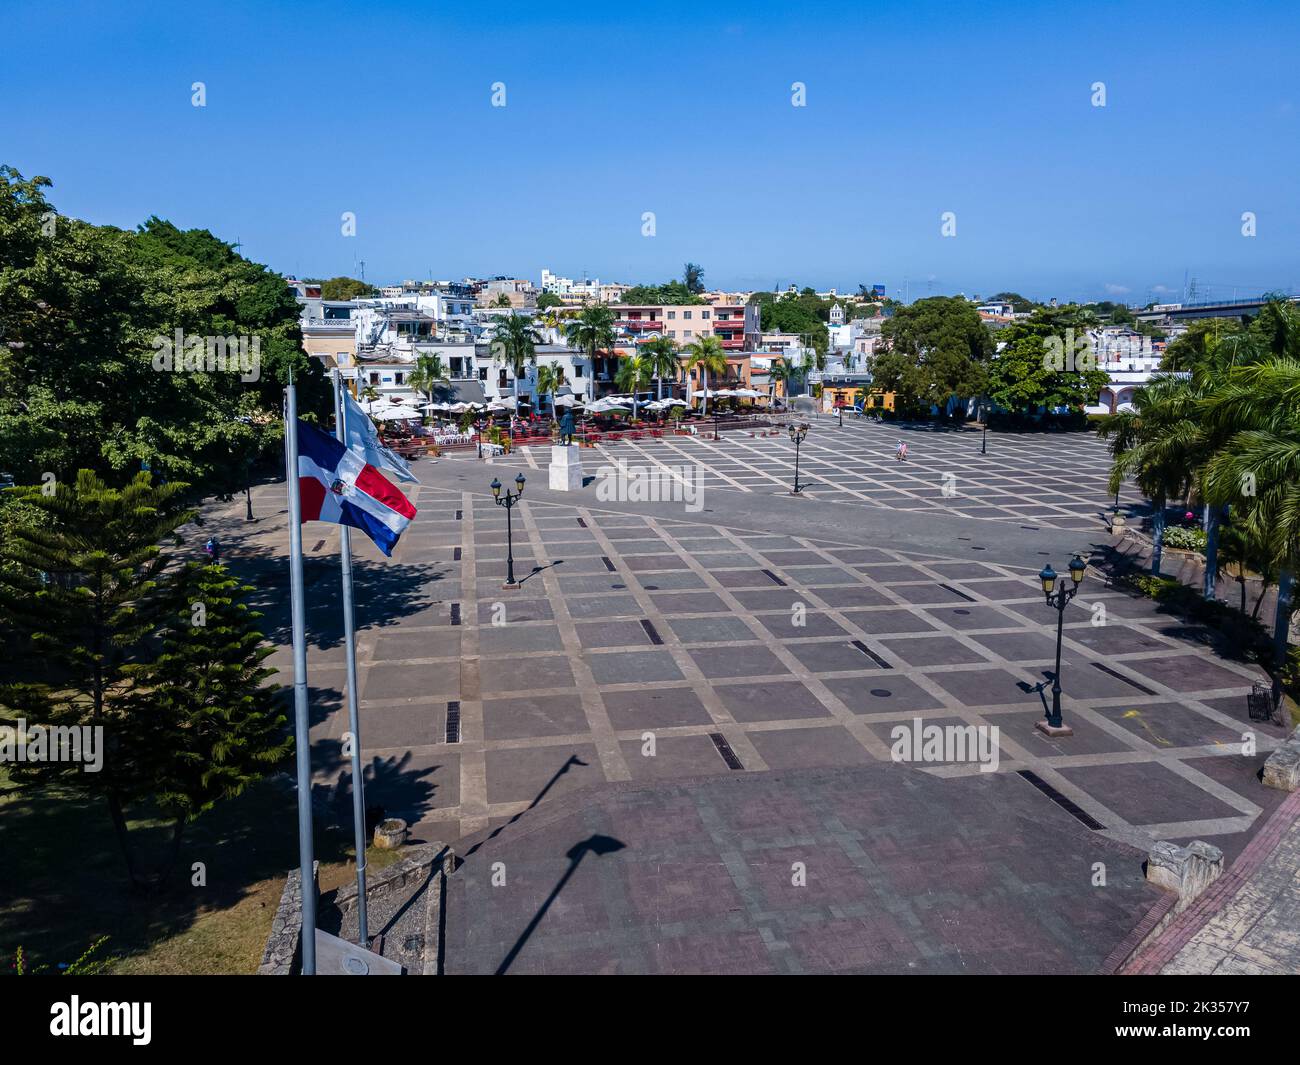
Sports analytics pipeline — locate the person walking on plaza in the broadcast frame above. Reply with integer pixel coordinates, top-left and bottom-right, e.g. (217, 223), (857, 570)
(204, 537), (221, 564)
(894, 439), (908, 461)
(559, 408), (576, 446)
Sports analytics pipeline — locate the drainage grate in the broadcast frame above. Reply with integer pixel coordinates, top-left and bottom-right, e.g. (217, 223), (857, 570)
(445, 701), (460, 744)
(455, 509), (462, 521)
(600, 555), (616, 571)
(576, 517), (587, 528)
(1016, 770), (1105, 830)
(939, 583), (977, 603)
(453, 547), (462, 561)
(640, 619), (663, 645)
(761, 568), (787, 586)
(449, 603), (461, 626)
(708, 733), (744, 770)
(1091, 662), (1157, 695)
(850, 640), (891, 668)
(1020, 525), (1040, 531)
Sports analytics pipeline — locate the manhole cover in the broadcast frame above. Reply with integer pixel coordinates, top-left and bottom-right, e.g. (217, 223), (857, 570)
(953, 608), (971, 615)
(870, 689), (892, 697)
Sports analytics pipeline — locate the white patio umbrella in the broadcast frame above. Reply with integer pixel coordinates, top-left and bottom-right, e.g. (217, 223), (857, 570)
(372, 406), (421, 421)
(553, 394), (581, 407)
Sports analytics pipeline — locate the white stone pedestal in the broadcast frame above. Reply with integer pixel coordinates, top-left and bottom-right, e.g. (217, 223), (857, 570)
(548, 444), (585, 491)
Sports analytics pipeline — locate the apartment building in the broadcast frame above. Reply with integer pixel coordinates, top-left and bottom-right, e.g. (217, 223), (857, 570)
(611, 302), (761, 349)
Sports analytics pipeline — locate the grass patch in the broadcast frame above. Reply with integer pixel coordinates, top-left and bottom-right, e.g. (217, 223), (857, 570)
(1, 767), (407, 975)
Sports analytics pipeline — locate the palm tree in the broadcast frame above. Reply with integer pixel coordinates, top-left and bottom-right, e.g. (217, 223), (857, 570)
(1097, 373), (1202, 577)
(359, 383), (380, 416)
(535, 362), (562, 418)
(1201, 357), (1300, 701)
(684, 335), (727, 415)
(492, 314), (543, 408)
(641, 336), (681, 400)
(769, 356), (793, 405)
(410, 353), (450, 409)
(564, 305), (616, 384)
(615, 355), (649, 421)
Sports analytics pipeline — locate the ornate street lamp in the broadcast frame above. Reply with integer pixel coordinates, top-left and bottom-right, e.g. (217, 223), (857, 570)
(788, 422), (809, 495)
(1038, 554), (1087, 735)
(491, 473), (526, 587)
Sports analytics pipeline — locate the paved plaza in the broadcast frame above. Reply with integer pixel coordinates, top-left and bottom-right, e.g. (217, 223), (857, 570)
(487, 417), (1147, 532)
(208, 424), (1294, 973)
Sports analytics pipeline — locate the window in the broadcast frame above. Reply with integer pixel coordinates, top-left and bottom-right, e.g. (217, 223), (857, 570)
(668, 330), (676, 337)
(684, 329), (693, 337)
(701, 310), (710, 319)
(667, 311), (676, 319)
(394, 372), (404, 384)
(683, 311), (692, 320)
(369, 372), (380, 384)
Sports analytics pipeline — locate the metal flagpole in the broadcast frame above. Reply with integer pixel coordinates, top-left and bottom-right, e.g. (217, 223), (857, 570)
(333, 370), (369, 945)
(284, 380), (317, 974)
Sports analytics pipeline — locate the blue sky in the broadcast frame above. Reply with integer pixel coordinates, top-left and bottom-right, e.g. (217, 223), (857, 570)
(3, 0), (1297, 303)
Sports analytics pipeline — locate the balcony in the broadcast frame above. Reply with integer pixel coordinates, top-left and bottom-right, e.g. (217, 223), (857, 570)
(717, 335), (744, 350)
(301, 317), (355, 332)
(617, 318), (664, 331)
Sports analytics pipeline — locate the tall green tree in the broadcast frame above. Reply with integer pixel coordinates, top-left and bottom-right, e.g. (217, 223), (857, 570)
(1097, 374), (1201, 577)
(640, 336), (681, 399)
(0, 167), (327, 486)
(491, 314), (543, 406)
(535, 362), (562, 417)
(986, 305), (1108, 416)
(564, 305), (616, 379)
(315, 276), (377, 301)
(684, 335), (727, 415)
(874, 296), (992, 415)
(615, 355), (649, 420)
(409, 353), (450, 407)
(768, 356), (794, 404)
(1201, 357), (1300, 700)
(131, 562), (290, 881)
(683, 262), (705, 295)
(0, 471), (194, 884)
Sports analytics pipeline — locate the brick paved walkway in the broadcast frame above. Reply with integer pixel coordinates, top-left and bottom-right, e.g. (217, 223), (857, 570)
(1125, 788), (1300, 974)
(200, 428), (1295, 973)
(442, 762), (1162, 974)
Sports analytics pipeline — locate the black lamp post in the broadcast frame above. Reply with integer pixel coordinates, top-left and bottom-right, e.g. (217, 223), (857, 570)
(788, 422), (808, 494)
(1038, 554), (1087, 734)
(981, 422), (988, 455)
(491, 473), (526, 587)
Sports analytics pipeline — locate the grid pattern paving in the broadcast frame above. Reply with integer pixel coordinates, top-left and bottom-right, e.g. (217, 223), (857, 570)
(272, 481), (1290, 866)
(482, 418), (1144, 532)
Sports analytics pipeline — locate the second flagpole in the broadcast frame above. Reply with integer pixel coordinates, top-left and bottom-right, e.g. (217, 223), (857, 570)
(333, 370), (369, 944)
(284, 379), (318, 974)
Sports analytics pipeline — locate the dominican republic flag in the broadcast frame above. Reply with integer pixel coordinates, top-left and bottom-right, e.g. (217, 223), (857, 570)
(296, 419), (417, 556)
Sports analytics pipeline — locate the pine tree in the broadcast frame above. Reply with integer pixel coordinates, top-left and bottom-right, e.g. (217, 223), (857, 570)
(131, 562), (291, 881)
(0, 469), (193, 884)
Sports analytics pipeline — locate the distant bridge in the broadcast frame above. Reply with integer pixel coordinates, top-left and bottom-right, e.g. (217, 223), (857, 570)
(1135, 294), (1300, 322)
